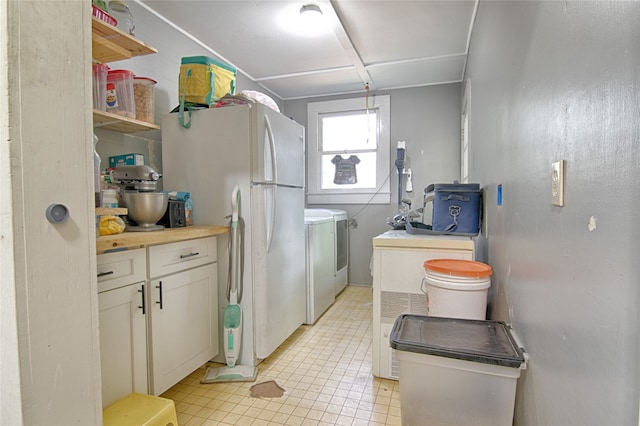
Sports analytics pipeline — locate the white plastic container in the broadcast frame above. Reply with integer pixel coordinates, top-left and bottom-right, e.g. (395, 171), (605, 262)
(390, 314), (526, 426)
(423, 259), (491, 320)
(101, 189), (119, 208)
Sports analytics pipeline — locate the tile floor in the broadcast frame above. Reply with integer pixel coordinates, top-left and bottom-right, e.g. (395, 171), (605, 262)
(161, 285), (402, 425)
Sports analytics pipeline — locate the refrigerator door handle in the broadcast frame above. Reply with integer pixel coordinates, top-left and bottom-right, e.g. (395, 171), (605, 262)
(265, 185), (277, 252)
(264, 115), (277, 183)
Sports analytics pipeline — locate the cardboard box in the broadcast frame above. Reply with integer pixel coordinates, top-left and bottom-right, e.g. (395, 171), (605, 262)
(109, 153), (145, 168)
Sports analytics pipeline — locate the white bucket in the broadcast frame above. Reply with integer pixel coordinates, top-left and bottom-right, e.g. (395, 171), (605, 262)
(423, 259), (492, 320)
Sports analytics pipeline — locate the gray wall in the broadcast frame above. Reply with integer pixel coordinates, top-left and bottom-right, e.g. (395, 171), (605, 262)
(465, 2), (640, 424)
(284, 84), (462, 285)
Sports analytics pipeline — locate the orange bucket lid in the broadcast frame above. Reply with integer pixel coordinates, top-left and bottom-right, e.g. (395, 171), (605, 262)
(424, 259), (492, 278)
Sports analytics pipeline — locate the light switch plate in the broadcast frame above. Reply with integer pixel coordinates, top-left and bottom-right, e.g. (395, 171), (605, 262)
(552, 160), (564, 206)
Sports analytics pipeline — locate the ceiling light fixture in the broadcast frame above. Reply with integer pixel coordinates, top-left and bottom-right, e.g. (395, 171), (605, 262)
(279, 3), (328, 37)
(298, 4), (325, 35)
(300, 4), (322, 16)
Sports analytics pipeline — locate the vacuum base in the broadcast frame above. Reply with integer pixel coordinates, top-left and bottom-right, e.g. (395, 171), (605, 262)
(201, 365), (257, 384)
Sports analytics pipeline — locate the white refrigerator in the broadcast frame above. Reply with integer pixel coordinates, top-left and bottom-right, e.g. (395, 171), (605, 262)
(161, 103), (306, 365)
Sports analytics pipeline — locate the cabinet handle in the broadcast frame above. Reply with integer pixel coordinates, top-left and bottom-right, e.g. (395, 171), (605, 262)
(156, 281), (163, 309)
(180, 252), (200, 259)
(138, 284), (145, 314)
(97, 270), (114, 277)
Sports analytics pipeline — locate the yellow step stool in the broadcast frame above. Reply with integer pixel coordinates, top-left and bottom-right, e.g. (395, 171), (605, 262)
(103, 393), (178, 426)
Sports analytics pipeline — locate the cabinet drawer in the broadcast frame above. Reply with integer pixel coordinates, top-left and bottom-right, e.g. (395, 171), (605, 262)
(97, 248), (146, 293)
(148, 236), (216, 278)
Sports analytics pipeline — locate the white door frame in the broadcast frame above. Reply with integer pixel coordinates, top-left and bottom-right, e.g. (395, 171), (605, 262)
(1, 1), (102, 423)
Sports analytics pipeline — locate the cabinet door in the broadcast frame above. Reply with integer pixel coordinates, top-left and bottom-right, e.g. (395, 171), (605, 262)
(98, 283), (147, 407)
(149, 263), (218, 395)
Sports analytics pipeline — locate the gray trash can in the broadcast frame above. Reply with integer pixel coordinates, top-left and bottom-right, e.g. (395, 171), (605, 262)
(390, 314), (526, 426)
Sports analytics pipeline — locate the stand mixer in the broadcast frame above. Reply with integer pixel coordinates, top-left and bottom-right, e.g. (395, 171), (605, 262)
(111, 165), (168, 232)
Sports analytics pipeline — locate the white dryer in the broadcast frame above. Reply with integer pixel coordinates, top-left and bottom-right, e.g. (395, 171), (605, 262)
(304, 216), (335, 324)
(304, 209), (349, 295)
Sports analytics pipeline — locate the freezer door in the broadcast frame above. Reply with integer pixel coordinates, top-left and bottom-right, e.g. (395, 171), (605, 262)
(251, 184), (306, 360)
(253, 105), (305, 188)
(161, 106), (252, 227)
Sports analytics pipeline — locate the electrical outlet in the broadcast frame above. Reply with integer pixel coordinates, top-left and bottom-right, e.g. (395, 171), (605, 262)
(551, 160), (564, 206)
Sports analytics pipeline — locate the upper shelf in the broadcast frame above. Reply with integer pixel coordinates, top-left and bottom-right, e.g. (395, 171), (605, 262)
(92, 16), (160, 132)
(92, 16), (158, 63)
(93, 109), (160, 133)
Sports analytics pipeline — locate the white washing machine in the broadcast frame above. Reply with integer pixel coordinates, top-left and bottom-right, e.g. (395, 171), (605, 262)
(371, 230), (475, 379)
(304, 209), (349, 295)
(304, 216), (335, 324)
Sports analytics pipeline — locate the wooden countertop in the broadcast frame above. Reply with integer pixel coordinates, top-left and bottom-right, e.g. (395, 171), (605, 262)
(96, 225), (229, 254)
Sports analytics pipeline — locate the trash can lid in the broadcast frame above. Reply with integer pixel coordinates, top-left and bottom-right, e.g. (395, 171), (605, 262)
(424, 259), (492, 278)
(390, 314), (525, 368)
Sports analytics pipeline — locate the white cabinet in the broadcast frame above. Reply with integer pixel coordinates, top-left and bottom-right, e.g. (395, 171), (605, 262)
(148, 263), (218, 395)
(147, 236), (219, 396)
(97, 249), (147, 407)
(97, 236), (219, 403)
(371, 231), (475, 380)
(98, 282), (147, 407)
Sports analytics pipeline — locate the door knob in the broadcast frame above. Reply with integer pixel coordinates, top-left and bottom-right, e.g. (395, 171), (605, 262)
(45, 204), (69, 224)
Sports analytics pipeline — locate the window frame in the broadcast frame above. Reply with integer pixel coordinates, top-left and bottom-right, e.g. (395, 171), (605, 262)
(307, 95), (391, 205)
(461, 80), (470, 183)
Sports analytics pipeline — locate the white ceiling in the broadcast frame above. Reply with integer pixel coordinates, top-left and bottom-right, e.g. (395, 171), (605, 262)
(140, 0), (478, 100)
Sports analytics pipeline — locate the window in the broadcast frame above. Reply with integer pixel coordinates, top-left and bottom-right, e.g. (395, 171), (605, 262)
(307, 95), (390, 204)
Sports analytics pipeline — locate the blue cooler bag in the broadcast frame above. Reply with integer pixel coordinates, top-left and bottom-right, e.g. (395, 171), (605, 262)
(431, 183), (482, 235)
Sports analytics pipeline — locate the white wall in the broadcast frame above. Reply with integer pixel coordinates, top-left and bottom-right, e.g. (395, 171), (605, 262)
(284, 83), (462, 285)
(465, 2), (640, 424)
(0, 2), (22, 423)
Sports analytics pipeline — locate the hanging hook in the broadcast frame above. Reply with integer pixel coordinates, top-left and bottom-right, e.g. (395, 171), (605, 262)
(365, 83), (371, 144)
(365, 83), (370, 112)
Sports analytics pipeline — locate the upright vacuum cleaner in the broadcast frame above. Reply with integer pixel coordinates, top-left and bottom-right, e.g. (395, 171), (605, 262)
(202, 186), (257, 383)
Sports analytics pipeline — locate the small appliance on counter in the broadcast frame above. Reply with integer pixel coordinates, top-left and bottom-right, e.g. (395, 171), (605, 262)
(159, 200), (187, 228)
(111, 165), (168, 232)
(158, 191), (192, 228)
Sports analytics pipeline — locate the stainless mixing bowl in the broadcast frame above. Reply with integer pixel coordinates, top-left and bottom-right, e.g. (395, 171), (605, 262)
(121, 191), (168, 228)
